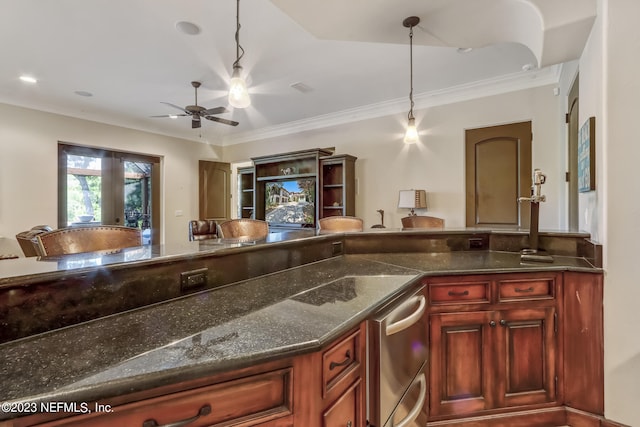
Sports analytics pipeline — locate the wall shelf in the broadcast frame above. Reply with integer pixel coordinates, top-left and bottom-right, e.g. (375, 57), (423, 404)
(320, 155), (357, 219)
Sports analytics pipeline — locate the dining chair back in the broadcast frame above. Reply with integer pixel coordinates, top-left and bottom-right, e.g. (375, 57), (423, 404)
(36, 225), (142, 256)
(400, 215), (445, 230)
(218, 219), (269, 241)
(15, 225), (54, 257)
(189, 219), (218, 241)
(318, 216), (364, 232)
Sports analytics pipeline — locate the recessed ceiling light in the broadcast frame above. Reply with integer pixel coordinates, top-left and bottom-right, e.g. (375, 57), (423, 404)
(169, 115), (178, 119)
(175, 21), (201, 35)
(522, 63), (535, 71)
(19, 75), (37, 84)
(74, 90), (93, 97)
(457, 47), (473, 54)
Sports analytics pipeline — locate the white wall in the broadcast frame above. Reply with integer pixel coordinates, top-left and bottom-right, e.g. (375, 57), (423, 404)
(598, 0), (640, 424)
(0, 103), (221, 249)
(223, 85), (565, 230)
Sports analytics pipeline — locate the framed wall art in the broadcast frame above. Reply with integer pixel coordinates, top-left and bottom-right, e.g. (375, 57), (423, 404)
(578, 116), (596, 192)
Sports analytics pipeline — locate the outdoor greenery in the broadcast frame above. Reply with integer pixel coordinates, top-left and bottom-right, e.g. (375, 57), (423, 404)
(65, 156), (152, 226)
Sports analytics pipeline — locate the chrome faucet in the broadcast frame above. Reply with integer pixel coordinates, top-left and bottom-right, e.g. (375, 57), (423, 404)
(518, 169), (549, 259)
(518, 169), (547, 204)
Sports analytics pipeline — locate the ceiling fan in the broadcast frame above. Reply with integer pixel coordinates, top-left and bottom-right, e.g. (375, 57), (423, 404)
(151, 81), (239, 128)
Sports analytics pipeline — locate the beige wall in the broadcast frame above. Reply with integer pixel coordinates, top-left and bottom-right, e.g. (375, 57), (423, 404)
(0, 84), (567, 251)
(0, 103), (221, 249)
(223, 84), (565, 230)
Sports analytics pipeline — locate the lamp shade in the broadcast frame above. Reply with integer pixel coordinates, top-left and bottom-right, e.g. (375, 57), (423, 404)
(228, 66), (251, 108)
(398, 190), (427, 210)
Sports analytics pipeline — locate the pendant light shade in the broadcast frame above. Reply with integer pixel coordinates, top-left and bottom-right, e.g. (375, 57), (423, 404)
(404, 117), (418, 144)
(229, 65), (250, 108)
(403, 16), (420, 144)
(229, 0), (251, 109)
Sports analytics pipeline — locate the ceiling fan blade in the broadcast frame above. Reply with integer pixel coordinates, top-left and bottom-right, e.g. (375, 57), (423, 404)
(161, 102), (191, 114)
(150, 114), (188, 118)
(205, 116), (239, 127)
(202, 106), (228, 116)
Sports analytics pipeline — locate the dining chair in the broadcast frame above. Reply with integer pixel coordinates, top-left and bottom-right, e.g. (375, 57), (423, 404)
(188, 219), (218, 241)
(218, 219), (269, 241)
(36, 225), (142, 256)
(318, 216), (364, 232)
(400, 215), (445, 230)
(15, 225), (54, 257)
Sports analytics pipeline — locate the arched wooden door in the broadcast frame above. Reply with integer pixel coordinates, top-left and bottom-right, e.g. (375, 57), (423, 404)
(465, 121), (532, 228)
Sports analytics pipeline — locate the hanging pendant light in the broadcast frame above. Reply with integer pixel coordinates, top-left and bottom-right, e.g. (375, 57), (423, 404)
(228, 0), (251, 108)
(403, 16), (420, 144)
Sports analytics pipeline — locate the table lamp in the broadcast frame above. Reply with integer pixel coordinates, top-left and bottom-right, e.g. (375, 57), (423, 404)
(398, 190), (427, 216)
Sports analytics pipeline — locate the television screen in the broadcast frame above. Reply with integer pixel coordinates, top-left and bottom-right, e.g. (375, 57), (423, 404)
(265, 178), (315, 226)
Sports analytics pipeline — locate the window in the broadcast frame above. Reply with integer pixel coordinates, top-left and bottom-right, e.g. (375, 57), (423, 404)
(58, 143), (161, 244)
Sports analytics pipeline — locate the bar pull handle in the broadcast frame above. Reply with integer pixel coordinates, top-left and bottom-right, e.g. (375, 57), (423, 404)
(395, 373), (427, 427)
(142, 404), (211, 427)
(515, 287), (534, 293)
(330, 350), (352, 370)
(448, 290), (469, 297)
(386, 295), (426, 336)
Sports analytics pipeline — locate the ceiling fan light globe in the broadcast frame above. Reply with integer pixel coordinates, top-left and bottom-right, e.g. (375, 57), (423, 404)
(228, 66), (251, 109)
(404, 117), (419, 144)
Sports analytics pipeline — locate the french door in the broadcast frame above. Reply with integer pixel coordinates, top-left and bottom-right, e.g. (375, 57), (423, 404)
(58, 143), (161, 244)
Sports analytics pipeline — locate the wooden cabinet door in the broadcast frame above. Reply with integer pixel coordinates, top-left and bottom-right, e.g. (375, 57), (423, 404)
(323, 379), (362, 427)
(465, 121), (532, 228)
(429, 311), (495, 417)
(199, 160), (231, 221)
(494, 307), (557, 407)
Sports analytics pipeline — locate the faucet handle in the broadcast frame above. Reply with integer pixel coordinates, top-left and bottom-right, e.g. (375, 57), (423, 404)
(533, 169), (546, 184)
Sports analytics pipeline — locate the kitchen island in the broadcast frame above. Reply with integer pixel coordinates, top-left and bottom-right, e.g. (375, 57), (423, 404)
(0, 229), (604, 426)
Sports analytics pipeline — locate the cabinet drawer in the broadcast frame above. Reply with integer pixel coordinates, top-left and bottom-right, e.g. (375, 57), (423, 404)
(322, 329), (362, 398)
(498, 277), (555, 301)
(36, 368), (293, 427)
(429, 282), (490, 305)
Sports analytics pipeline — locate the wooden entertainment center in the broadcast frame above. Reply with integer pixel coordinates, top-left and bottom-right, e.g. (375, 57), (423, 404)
(238, 148), (357, 229)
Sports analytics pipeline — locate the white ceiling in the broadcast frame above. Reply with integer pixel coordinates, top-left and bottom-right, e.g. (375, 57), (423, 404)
(0, 0), (595, 145)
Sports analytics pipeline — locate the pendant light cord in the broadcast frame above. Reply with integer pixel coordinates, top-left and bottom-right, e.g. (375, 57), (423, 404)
(233, 0), (245, 68)
(408, 24), (415, 121)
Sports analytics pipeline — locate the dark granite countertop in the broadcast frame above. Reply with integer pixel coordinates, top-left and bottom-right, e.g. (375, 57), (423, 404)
(353, 250), (599, 274)
(0, 228), (593, 285)
(0, 256), (420, 417)
(0, 231), (601, 420)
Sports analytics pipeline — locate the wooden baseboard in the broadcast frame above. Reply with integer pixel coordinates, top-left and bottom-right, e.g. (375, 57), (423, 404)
(426, 407), (566, 427)
(565, 407), (631, 427)
(425, 406), (630, 427)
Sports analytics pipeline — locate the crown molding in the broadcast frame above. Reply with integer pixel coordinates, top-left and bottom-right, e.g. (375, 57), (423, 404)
(221, 64), (562, 146)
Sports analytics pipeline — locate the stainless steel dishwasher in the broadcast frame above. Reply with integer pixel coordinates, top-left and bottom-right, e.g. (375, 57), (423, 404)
(368, 283), (428, 427)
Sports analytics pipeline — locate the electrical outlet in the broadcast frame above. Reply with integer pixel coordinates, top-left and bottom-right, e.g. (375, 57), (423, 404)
(180, 268), (208, 292)
(468, 238), (485, 249)
(332, 241), (343, 256)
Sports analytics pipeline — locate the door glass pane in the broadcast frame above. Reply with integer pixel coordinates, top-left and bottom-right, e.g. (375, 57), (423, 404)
(124, 160), (152, 244)
(66, 154), (102, 226)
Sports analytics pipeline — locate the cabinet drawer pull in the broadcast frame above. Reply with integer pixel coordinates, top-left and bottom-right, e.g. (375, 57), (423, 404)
(448, 290), (469, 297)
(329, 350), (352, 370)
(489, 320), (496, 327)
(515, 286), (534, 293)
(142, 404), (211, 427)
